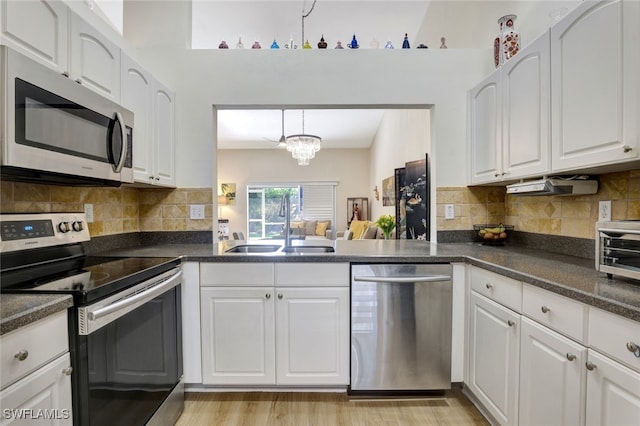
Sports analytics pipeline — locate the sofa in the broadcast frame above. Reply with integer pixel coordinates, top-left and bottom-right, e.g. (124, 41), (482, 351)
(337, 220), (388, 240)
(288, 220), (333, 239)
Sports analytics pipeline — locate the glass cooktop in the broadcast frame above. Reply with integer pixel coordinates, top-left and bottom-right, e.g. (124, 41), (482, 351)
(1, 256), (181, 305)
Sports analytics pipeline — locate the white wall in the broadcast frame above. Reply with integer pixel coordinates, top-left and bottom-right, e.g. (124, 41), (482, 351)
(369, 109), (431, 221)
(217, 148), (370, 236)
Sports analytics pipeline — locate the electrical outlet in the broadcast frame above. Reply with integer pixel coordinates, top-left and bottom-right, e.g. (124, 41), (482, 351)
(445, 204), (455, 220)
(84, 204), (94, 223)
(190, 204), (205, 220)
(599, 200), (611, 221)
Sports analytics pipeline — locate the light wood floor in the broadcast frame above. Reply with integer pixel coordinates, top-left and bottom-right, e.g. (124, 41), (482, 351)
(175, 390), (489, 425)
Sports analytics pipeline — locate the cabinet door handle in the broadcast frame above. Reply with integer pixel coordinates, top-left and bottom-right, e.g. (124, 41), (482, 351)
(75, 78), (82, 84)
(265, 293), (271, 300)
(626, 342), (640, 357)
(507, 320), (515, 327)
(586, 361), (597, 371)
(62, 367), (73, 376)
(14, 350), (29, 361)
(541, 305), (551, 314)
(277, 294), (283, 300)
(485, 283), (493, 290)
(566, 353), (576, 361)
(494, 173), (500, 178)
(623, 145), (632, 153)
(61, 71), (70, 78)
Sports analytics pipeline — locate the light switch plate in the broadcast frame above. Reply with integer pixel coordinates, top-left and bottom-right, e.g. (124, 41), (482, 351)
(190, 204), (205, 220)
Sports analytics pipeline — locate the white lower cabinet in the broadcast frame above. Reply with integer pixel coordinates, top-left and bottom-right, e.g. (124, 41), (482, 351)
(467, 291), (520, 425)
(0, 353), (73, 425)
(0, 311), (72, 425)
(518, 317), (586, 426)
(200, 262), (350, 386)
(275, 287), (349, 385)
(467, 266), (640, 426)
(585, 349), (640, 426)
(200, 286), (275, 385)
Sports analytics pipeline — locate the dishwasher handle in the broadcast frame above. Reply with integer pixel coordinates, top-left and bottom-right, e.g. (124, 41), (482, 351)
(353, 275), (451, 283)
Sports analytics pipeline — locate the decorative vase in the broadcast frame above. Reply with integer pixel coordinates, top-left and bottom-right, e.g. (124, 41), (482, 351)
(497, 14), (520, 66)
(382, 229), (393, 240)
(317, 35), (327, 49)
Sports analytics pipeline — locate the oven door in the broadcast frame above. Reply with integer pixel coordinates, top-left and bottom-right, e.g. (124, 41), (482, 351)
(1, 46), (133, 185)
(72, 268), (183, 426)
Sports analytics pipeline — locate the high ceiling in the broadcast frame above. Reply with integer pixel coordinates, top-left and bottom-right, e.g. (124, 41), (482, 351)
(111, 0), (581, 150)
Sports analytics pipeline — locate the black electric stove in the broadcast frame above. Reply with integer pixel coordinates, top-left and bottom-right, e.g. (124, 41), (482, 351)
(1, 212), (185, 426)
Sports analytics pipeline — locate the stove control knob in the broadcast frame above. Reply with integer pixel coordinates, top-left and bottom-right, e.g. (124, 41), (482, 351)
(72, 221), (84, 232)
(58, 222), (71, 233)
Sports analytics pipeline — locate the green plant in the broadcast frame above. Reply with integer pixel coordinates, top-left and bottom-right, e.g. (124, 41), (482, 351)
(375, 215), (396, 240)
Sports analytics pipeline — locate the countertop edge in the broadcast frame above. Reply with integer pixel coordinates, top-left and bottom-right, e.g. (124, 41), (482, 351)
(1, 294), (73, 336)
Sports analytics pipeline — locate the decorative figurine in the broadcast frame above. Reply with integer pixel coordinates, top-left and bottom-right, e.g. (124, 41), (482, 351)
(440, 36), (448, 48)
(417, 43), (428, 49)
(370, 38), (380, 49)
(303, 40), (312, 49)
(317, 35), (328, 49)
(252, 40), (262, 49)
(236, 37), (244, 49)
(384, 40), (394, 49)
(285, 35), (297, 49)
(218, 40), (229, 49)
(335, 41), (344, 49)
(347, 34), (359, 49)
(270, 39), (280, 49)
(402, 33), (410, 49)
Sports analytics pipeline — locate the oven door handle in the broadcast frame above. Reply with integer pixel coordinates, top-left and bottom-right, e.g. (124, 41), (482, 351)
(88, 270), (182, 321)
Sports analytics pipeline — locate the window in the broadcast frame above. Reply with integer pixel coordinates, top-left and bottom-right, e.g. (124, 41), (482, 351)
(247, 183), (336, 240)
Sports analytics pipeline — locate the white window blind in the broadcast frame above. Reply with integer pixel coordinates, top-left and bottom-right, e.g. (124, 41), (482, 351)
(302, 184), (336, 224)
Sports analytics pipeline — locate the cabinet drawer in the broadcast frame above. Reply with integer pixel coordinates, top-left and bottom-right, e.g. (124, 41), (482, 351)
(589, 307), (640, 374)
(200, 263), (274, 286)
(523, 284), (588, 343)
(470, 266), (522, 311)
(1, 311), (68, 389)
(275, 263), (349, 287)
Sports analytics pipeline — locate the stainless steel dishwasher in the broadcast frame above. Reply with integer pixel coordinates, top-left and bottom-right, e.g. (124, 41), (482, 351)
(350, 263), (453, 393)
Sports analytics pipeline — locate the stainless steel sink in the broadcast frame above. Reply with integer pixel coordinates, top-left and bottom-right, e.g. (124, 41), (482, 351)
(225, 244), (282, 253)
(280, 246), (335, 253)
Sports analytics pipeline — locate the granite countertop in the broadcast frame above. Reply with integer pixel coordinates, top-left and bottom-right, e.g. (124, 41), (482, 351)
(1, 294), (73, 335)
(102, 239), (640, 322)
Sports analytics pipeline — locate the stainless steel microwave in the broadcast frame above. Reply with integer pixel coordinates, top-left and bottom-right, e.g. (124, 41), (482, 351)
(596, 221), (640, 282)
(1, 46), (133, 186)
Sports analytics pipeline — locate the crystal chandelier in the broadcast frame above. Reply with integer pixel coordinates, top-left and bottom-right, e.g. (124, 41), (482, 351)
(286, 110), (321, 166)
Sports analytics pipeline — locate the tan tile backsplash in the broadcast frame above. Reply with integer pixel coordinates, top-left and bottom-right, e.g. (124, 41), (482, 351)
(0, 183), (213, 237)
(2, 169), (638, 240)
(437, 170), (640, 239)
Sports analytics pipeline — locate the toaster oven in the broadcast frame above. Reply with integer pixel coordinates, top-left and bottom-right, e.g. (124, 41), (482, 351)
(596, 221), (640, 281)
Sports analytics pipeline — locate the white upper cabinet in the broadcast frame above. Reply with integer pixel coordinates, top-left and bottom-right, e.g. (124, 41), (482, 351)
(501, 32), (550, 180)
(69, 12), (120, 103)
(0, 0), (68, 73)
(152, 80), (176, 187)
(121, 54), (176, 187)
(551, 0), (639, 171)
(121, 54), (154, 183)
(469, 31), (550, 184)
(0, 1), (121, 103)
(469, 71), (501, 184)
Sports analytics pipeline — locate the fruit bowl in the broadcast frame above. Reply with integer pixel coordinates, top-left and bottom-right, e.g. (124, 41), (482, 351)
(473, 224), (514, 245)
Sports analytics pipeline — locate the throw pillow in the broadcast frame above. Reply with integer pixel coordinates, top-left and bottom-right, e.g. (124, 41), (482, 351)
(362, 225), (379, 239)
(349, 220), (370, 239)
(290, 221), (305, 236)
(343, 230), (353, 240)
(304, 220), (317, 236)
(315, 221), (330, 236)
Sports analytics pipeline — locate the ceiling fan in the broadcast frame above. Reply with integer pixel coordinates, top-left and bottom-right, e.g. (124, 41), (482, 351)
(262, 109), (287, 148)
